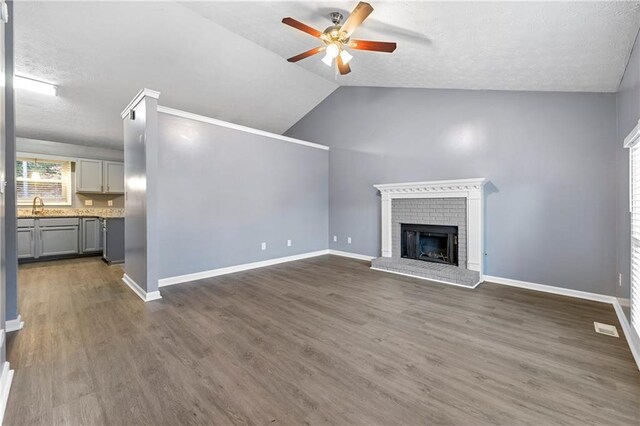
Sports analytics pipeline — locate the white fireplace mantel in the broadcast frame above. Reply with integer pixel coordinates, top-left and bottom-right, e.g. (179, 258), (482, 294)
(373, 178), (487, 274)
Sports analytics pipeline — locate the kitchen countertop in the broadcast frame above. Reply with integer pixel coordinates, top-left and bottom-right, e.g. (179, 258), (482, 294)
(17, 208), (124, 219)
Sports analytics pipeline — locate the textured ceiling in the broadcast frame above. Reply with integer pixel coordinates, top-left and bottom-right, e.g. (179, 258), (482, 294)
(14, 1), (640, 149)
(186, 1), (640, 92)
(14, 1), (337, 148)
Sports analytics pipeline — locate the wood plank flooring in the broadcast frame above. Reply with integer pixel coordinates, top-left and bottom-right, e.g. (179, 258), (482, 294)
(4, 255), (640, 425)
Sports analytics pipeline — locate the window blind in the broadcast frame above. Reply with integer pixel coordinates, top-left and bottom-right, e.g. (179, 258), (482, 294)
(16, 157), (72, 205)
(630, 144), (640, 337)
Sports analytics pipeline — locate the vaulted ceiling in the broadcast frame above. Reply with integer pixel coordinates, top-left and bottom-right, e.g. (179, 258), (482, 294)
(14, 1), (337, 148)
(14, 1), (640, 148)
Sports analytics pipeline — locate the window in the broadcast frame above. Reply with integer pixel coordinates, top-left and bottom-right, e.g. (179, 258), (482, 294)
(626, 124), (640, 338)
(16, 157), (72, 205)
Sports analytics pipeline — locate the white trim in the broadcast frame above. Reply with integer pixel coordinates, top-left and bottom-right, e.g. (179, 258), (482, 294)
(159, 250), (331, 287)
(483, 275), (615, 304)
(328, 250), (375, 261)
(624, 119), (640, 148)
(157, 106), (330, 151)
(122, 274), (162, 302)
(373, 178), (486, 274)
(373, 178), (487, 192)
(370, 267), (481, 289)
(0, 362), (14, 425)
(5, 315), (23, 333)
(120, 88), (160, 119)
(613, 299), (640, 371)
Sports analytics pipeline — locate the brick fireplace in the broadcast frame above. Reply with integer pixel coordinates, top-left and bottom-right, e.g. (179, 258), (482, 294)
(370, 179), (486, 288)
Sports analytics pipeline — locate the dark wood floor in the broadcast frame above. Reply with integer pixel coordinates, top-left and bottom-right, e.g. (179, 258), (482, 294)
(4, 256), (640, 425)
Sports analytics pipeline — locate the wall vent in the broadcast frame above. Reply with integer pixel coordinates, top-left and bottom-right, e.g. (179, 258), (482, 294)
(594, 322), (619, 337)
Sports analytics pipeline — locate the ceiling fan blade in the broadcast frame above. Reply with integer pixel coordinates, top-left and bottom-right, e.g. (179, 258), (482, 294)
(337, 55), (351, 75)
(349, 40), (397, 53)
(340, 2), (374, 37)
(282, 17), (323, 38)
(287, 46), (325, 63)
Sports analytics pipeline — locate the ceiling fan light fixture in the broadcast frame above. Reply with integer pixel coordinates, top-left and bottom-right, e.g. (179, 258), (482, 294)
(340, 49), (353, 65)
(325, 43), (340, 59)
(282, 2), (396, 76)
(321, 52), (334, 67)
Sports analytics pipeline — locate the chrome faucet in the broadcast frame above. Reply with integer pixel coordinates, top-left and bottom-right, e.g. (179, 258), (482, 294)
(32, 196), (44, 215)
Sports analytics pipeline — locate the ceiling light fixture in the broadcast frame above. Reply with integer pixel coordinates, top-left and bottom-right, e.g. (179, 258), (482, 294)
(14, 75), (57, 96)
(340, 49), (353, 65)
(321, 43), (340, 67)
(282, 2), (397, 76)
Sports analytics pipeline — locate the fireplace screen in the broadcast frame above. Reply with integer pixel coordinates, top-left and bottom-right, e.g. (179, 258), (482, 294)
(401, 224), (458, 266)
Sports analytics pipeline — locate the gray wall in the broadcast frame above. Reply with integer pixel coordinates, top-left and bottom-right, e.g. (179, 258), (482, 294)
(16, 137), (125, 209)
(156, 112), (328, 279)
(123, 96), (159, 293)
(4, 0), (16, 323)
(286, 87), (617, 295)
(616, 31), (640, 327)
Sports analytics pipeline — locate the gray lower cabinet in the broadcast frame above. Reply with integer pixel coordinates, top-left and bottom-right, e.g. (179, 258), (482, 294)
(18, 217), (83, 261)
(17, 228), (35, 259)
(39, 226), (79, 257)
(81, 218), (102, 253)
(102, 218), (124, 264)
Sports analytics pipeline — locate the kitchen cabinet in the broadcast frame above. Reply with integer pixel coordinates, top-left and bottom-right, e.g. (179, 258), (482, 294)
(39, 226), (79, 257)
(81, 218), (102, 253)
(38, 218), (79, 257)
(103, 161), (125, 194)
(76, 159), (124, 194)
(18, 218), (81, 261)
(17, 228), (35, 259)
(101, 217), (124, 264)
(76, 159), (103, 192)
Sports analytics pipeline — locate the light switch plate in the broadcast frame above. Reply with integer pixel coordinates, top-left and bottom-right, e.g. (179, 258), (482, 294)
(85, 199), (93, 206)
(108, 200), (113, 207)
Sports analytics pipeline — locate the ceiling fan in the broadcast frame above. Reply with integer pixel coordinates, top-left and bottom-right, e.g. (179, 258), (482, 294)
(282, 1), (397, 75)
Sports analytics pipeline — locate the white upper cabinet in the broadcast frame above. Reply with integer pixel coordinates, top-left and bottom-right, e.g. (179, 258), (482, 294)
(103, 161), (124, 194)
(76, 159), (124, 194)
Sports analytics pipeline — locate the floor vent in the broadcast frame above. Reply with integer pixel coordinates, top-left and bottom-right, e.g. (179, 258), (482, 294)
(594, 322), (619, 337)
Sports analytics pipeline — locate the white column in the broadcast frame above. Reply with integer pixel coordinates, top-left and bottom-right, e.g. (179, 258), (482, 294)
(380, 192), (392, 257)
(466, 187), (483, 273)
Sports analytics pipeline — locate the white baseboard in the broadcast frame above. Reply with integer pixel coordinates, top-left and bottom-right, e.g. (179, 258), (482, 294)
(612, 299), (640, 371)
(482, 275), (616, 304)
(371, 267), (480, 289)
(0, 362), (14, 424)
(158, 249), (331, 287)
(484, 274), (639, 371)
(122, 274), (162, 302)
(328, 249), (375, 261)
(5, 315), (24, 333)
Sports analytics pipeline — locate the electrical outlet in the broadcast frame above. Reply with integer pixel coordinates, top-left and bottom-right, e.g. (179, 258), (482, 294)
(261, 242), (267, 250)
(619, 273), (623, 287)
(107, 200), (113, 207)
(287, 239), (292, 247)
(333, 235), (337, 242)
(84, 199), (93, 206)
(347, 237), (352, 244)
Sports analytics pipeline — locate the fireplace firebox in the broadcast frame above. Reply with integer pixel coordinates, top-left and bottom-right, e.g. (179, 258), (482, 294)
(400, 224), (458, 266)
